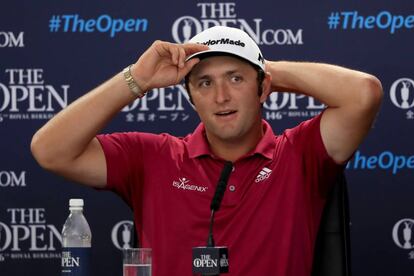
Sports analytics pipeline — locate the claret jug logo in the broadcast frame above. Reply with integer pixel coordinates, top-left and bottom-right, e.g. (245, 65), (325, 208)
(390, 78), (414, 120)
(392, 218), (414, 260)
(111, 220), (134, 249)
(171, 2), (303, 46)
(0, 68), (69, 122)
(390, 78), (414, 109)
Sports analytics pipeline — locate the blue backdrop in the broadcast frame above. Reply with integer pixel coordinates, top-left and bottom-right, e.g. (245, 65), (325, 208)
(1, 1), (413, 275)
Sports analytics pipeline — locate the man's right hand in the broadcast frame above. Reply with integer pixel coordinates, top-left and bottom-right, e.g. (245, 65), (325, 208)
(130, 41), (209, 92)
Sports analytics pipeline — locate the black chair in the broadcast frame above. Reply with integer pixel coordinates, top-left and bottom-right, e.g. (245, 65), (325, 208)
(312, 173), (352, 276)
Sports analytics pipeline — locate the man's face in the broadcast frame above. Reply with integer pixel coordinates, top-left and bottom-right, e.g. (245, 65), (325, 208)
(188, 55), (270, 145)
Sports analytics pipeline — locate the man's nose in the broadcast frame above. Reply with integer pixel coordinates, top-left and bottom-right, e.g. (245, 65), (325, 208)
(214, 82), (231, 104)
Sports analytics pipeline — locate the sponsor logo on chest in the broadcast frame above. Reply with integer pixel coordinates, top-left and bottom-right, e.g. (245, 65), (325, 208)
(172, 177), (208, 192)
(255, 167), (272, 183)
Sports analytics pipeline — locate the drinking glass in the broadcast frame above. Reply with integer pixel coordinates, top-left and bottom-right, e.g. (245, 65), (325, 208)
(123, 248), (152, 276)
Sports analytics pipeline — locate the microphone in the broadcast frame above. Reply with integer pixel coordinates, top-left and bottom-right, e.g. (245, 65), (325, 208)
(210, 161), (233, 212)
(192, 161), (233, 275)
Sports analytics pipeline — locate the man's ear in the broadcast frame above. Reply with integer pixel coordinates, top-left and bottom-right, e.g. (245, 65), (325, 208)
(259, 72), (272, 103)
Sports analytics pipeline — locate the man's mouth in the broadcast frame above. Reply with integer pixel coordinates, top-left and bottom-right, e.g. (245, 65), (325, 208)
(215, 110), (237, 116)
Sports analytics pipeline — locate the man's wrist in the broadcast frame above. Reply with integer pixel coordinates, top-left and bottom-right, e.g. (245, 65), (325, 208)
(122, 64), (147, 98)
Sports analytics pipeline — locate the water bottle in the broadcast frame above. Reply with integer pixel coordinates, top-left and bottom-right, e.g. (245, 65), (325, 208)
(61, 199), (92, 275)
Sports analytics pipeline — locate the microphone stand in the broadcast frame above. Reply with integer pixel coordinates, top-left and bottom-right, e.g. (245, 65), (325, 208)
(202, 161), (233, 276)
(207, 209), (215, 247)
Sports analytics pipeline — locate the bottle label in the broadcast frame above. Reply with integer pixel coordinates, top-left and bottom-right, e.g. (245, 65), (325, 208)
(61, 247), (91, 276)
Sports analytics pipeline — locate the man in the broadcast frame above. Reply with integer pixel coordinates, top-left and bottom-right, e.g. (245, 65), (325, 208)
(31, 26), (382, 275)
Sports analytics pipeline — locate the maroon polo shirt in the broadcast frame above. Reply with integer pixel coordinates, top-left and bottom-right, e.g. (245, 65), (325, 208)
(97, 114), (342, 276)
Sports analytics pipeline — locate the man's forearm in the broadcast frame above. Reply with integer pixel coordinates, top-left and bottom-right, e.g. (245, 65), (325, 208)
(266, 61), (382, 110)
(31, 71), (136, 169)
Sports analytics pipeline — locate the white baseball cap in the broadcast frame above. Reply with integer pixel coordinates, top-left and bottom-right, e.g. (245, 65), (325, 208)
(186, 26), (265, 71)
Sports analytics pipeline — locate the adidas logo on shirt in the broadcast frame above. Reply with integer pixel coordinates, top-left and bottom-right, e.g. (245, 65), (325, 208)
(255, 167), (272, 183)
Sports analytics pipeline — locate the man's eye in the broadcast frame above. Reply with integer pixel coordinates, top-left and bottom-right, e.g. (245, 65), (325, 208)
(231, 76), (242, 83)
(199, 80), (211, 87)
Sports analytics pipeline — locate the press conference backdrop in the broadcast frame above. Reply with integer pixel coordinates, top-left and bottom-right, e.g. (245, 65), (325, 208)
(0, 0), (413, 275)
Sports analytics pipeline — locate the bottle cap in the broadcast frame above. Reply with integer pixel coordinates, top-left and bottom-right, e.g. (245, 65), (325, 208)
(69, 198), (84, 208)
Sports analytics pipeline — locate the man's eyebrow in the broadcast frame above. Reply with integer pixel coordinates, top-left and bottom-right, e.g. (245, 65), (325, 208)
(190, 73), (211, 81)
(225, 69), (239, 75)
(197, 74), (210, 80)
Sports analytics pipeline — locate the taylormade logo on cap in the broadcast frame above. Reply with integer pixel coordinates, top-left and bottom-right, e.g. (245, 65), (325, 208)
(200, 38), (245, 47)
(187, 26), (265, 71)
